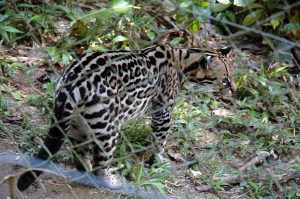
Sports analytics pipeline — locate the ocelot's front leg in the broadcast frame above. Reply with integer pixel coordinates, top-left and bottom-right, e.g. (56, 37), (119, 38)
(149, 109), (171, 164)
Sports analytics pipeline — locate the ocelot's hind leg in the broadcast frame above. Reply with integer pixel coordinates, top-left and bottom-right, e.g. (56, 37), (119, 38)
(69, 137), (94, 172)
(148, 110), (171, 165)
(92, 131), (122, 189)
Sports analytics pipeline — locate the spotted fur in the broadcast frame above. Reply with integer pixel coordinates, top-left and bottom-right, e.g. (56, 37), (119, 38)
(17, 45), (236, 191)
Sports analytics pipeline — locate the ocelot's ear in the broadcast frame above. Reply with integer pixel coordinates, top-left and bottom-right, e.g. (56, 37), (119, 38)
(219, 46), (232, 56)
(199, 55), (211, 69)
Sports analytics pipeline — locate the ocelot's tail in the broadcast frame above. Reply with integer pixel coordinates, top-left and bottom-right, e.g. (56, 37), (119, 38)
(17, 93), (73, 191)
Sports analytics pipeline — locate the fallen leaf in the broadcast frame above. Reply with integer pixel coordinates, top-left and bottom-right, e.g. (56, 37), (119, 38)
(188, 169), (202, 178)
(213, 108), (232, 116)
(167, 151), (185, 162)
(3, 115), (24, 123)
(11, 90), (27, 101)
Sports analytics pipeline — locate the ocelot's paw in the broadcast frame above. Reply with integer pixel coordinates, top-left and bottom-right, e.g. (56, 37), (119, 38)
(147, 153), (170, 166)
(99, 169), (123, 190)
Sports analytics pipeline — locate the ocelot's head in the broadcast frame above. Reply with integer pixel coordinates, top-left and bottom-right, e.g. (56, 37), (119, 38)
(183, 46), (237, 95)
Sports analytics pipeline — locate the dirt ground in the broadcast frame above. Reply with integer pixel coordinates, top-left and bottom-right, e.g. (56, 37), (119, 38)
(1, 49), (300, 199)
(1, 101), (298, 199)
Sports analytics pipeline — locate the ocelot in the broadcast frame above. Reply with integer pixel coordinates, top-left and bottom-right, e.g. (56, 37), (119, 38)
(17, 45), (237, 191)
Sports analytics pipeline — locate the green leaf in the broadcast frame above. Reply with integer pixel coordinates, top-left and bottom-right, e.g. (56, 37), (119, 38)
(217, 0), (230, 4)
(242, 9), (263, 26)
(0, 26), (23, 33)
(179, 1), (193, 8)
(200, 2), (210, 8)
(46, 47), (60, 62)
(226, 11), (236, 23)
(216, 12), (227, 20)
(211, 3), (231, 13)
(240, 2), (263, 13)
(191, 20), (200, 32)
(170, 37), (183, 45)
(62, 53), (71, 65)
(12, 91), (27, 101)
(0, 31), (9, 41)
(112, 0), (139, 13)
(234, 0), (255, 7)
(0, 14), (8, 23)
(69, 20), (89, 39)
(147, 31), (155, 41)
(270, 19), (280, 29)
(274, 66), (288, 73)
(112, 35), (128, 43)
(244, 3), (263, 9)
(192, 23), (199, 32)
(11, 62), (24, 70)
(31, 14), (46, 23)
(16, 3), (37, 8)
(282, 23), (300, 32)
(79, 8), (117, 20)
(26, 67), (36, 76)
(54, 5), (71, 13)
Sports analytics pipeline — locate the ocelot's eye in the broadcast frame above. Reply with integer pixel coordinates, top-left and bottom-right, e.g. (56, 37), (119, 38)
(222, 78), (231, 87)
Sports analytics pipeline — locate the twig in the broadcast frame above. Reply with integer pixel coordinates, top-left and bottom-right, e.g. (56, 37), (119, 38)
(232, 192), (249, 199)
(31, 85), (45, 96)
(197, 152), (300, 192)
(213, 174), (248, 184)
(145, 9), (178, 30)
(238, 151), (270, 172)
(1, 175), (16, 199)
(0, 121), (14, 141)
(8, 176), (15, 199)
(197, 171), (300, 192)
(1, 56), (46, 66)
(291, 47), (300, 71)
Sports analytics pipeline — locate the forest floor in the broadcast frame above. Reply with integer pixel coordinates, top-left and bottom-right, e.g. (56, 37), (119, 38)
(1, 39), (299, 199)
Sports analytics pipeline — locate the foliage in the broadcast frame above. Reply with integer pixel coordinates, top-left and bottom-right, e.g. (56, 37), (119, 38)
(209, 0), (300, 39)
(168, 0), (300, 41)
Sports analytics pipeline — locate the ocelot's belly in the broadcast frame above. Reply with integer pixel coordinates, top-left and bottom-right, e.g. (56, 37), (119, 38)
(118, 96), (152, 124)
(67, 109), (94, 141)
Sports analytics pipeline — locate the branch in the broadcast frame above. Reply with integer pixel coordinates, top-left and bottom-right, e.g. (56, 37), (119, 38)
(1, 56), (46, 66)
(196, 152), (299, 192)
